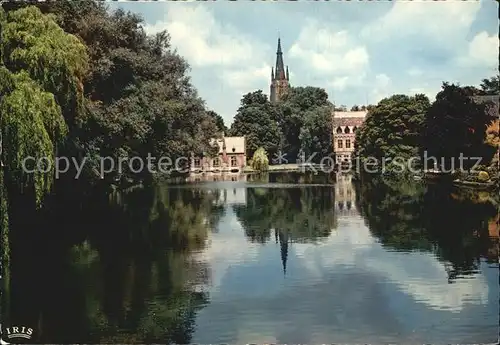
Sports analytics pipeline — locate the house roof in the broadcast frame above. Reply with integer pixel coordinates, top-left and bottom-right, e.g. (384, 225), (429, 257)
(333, 111), (367, 126)
(333, 111), (368, 118)
(210, 136), (246, 154)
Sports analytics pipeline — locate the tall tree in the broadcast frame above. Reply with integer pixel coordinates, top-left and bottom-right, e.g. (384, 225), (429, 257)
(422, 83), (491, 170)
(277, 86), (333, 160)
(17, 1), (220, 184)
(479, 75), (500, 95)
(0, 5), (88, 203)
(299, 107), (333, 163)
(230, 90), (281, 158)
(206, 110), (227, 135)
(0, 6), (89, 261)
(354, 94), (430, 171)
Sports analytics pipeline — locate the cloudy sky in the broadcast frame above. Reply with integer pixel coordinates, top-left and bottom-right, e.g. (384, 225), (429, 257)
(111, 1), (498, 126)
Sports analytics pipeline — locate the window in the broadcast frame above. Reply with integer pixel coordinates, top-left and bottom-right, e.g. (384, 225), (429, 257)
(337, 140), (343, 149)
(231, 156), (237, 167)
(346, 139), (351, 149)
(353, 126), (358, 133)
(344, 127), (351, 134)
(194, 158), (201, 167)
(336, 127), (342, 134)
(213, 157), (220, 167)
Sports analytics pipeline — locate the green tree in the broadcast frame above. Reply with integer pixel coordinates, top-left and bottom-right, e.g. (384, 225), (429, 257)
(277, 86), (333, 160)
(422, 83), (491, 170)
(354, 94), (430, 172)
(299, 107), (333, 162)
(206, 110), (227, 135)
(479, 75), (500, 95)
(0, 6), (89, 262)
(14, 1), (221, 185)
(230, 90), (281, 158)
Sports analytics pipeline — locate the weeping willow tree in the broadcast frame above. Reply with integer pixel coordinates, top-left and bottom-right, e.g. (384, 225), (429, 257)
(0, 6), (88, 263)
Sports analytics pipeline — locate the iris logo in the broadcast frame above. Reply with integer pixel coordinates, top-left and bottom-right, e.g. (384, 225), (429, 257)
(0, 324), (34, 344)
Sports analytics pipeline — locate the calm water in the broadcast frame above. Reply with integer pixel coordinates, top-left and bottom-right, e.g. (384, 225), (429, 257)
(2, 172), (498, 344)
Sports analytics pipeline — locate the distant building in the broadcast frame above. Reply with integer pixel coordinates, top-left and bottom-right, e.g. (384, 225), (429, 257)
(270, 38), (290, 103)
(470, 94), (499, 119)
(190, 136), (246, 174)
(332, 111), (367, 165)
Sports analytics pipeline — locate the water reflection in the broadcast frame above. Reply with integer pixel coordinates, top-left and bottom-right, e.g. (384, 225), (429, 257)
(2, 173), (498, 344)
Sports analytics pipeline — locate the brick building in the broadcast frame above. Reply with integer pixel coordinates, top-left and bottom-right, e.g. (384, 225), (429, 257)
(332, 111), (367, 165)
(190, 136), (246, 174)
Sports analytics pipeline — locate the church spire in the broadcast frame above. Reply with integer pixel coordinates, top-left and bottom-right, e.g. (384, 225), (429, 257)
(275, 38), (286, 80)
(270, 36), (290, 103)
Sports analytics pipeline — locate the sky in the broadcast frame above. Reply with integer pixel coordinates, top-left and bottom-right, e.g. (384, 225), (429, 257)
(111, 1), (498, 126)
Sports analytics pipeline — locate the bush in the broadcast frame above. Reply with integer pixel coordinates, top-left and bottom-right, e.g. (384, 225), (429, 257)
(251, 147), (269, 172)
(477, 171), (490, 182)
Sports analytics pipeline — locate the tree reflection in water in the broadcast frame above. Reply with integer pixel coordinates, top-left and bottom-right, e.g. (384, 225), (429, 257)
(355, 174), (498, 283)
(233, 186), (337, 244)
(4, 185), (222, 344)
(3, 173), (497, 343)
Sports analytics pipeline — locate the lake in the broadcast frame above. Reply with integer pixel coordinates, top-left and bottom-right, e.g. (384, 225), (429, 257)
(1, 172), (498, 344)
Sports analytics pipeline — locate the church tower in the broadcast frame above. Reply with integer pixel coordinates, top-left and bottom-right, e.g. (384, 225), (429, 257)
(270, 37), (290, 103)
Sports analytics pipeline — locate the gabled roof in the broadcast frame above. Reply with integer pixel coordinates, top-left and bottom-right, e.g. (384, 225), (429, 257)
(210, 136), (246, 154)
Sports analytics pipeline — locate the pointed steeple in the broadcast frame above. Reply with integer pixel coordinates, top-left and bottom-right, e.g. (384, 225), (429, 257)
(275, 38), (286, 80)
(278, 230), (289, 276)
(270, 36), (290, 104)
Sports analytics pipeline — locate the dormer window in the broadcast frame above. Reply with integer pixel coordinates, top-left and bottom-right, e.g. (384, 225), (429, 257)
(232, 147), (235, 152)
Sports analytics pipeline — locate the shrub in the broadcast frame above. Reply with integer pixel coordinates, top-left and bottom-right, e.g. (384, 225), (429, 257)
(477, 171), (490, 182)
(251, 147), (269, 172)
